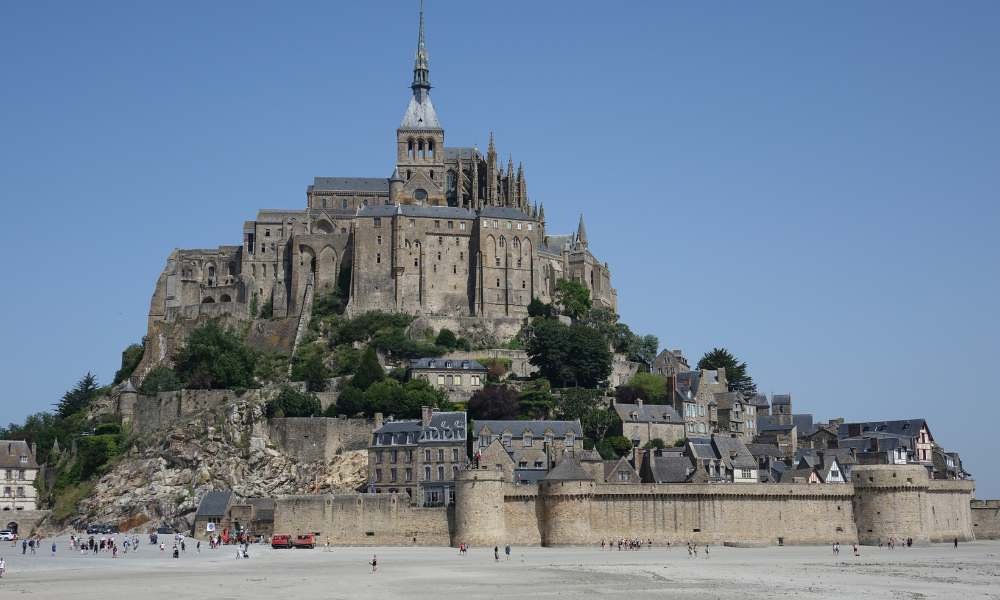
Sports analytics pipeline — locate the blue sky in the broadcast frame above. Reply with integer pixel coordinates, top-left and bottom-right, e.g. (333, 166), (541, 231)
(1, 1), (997, 495)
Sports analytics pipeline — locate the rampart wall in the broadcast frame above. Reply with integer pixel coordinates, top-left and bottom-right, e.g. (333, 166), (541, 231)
(275, 494), (451, 545)
(132, 389), (261, 434)
(268, 417), (370, 463)
(971, 499), (1000, 539)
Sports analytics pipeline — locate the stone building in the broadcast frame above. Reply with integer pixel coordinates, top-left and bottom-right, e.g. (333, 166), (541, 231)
(713, 391), (757, 442)
(192, 491), (275, 540)
(687, 435), (758, 484)
(650, 349), (689, 378)
(408, 358), (486, 402)
(667, 369), (728, 437)
(142, 5), (617, 373)
(472, 420), (584, 479)
(1, 441), (39, 512)
(368, 408), (468, 506)
(837, 419), (934, 465)
(612, 399), (685, 449)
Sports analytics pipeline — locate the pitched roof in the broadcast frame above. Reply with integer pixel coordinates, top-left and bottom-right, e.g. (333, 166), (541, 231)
(410, 358), (486, 371)
(474, 420), (582, 439)
(837, 419), (929, 440)
(479, 206), (533, 220)
(771, 394), (792, 406)
(713, 392), (744, 411)
(613, 402), (682, 424)
(444, 147), (476, 160)
(311, 177), (390, 192)
(400, 95), (442, 129)
(603, 456), (639, 482)
(195, 490), (233, 519)
(372, 411), (468, 444)
(544, 458), (591, 481)
(0, 441), (38, 470)
(710, 435), (757, 469)
(746, 443), (783, 459)
(647, 454), (695, 483)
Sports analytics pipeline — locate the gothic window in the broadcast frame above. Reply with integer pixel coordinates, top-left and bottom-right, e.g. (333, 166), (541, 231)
(428, 140), (435, 158)
(418, 139), (424, 159)
(376, 253), (381, 264)
(499, 238), (505, 247)
(496, 278), (500, 287)
(342, 198), (348, 209)
(407, 138), (415, 159)
(430, 171), (434, 180)
(406, 170), (412, 180)
(414, 258), (419, 267)
(452, 265), (457, 274)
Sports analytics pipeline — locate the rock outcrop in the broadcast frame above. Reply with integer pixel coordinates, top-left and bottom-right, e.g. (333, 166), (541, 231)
(75, 395), (366, 532)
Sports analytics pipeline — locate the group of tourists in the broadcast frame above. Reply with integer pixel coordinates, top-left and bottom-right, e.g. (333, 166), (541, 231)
(15, 536), (47, 556)
(601, 538), (653, 550)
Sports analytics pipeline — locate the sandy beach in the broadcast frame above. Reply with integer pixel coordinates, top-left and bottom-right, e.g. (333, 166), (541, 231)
(0, 537), (997, 599)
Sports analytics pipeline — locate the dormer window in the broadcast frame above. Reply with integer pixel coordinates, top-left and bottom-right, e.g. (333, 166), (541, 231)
(523, 432), (533, 447)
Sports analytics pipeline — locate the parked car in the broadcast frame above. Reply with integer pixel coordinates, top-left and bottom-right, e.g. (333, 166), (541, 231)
(101, 525), (119, 534)
(293, 534), (316, 549)
(156, 526), (175, 535)
(0, 530), (16, 541)
(271, 534), (292, 549)
(86, 525), (103, 534)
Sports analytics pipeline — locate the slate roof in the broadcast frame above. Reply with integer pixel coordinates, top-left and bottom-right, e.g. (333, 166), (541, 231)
(544, 458), (591, 481)
(780, 467), (817, 483)
(513, 469), (548, 484)
(312, 177), (390, 192)
(710, 435), (757, 470)
(479, 206), (533, 220)
(410, 358), (486, 371)
(746, 443), (784, 459)
(771, 394), (792, 406)
(757, 418), (796, 433)
(613, 402), (683, 424)
(401, 95), (442, 129)
(0, 441), (38, 470)
(647, 454), (695, 483)
(603, 457), (639, 482)
(444, 147), (477, 160)
(195, 490), (233, 519)
(713, 392), (744, 411)
(372, 412), (468, 446)
(751, 393), (770, 409)
(474, 420), (583, 439)
(837, 419), (929, 440)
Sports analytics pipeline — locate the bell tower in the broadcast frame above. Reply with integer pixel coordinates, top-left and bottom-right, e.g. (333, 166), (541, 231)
(395, 0), (446, 205)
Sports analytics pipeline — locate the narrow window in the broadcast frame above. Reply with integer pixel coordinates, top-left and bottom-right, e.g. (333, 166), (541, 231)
(496, 278), (501, 287)
(374, 217), (381, 228)
(376, 253), (381, 264)
(377, 235), (382, 245)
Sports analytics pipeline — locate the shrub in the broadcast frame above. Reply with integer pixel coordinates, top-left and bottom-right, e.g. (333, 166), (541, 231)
(434, 328), (458, 349)
(173, 321), (257, 390)
(291, 345), (330, 392)
(139, 366), (182, 395)
(351, 346), (385, 391)
(113, 342), (145, 385)
(468, 386), (520, 420)
(597, 435), (633, 459)
(265, 386), (322, 418)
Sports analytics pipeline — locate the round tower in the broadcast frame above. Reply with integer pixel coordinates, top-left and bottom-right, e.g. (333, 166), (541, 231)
(540, 459), (595, 546)
(852, 464), (930, 545)
(117, 379), (139, 426)
(453, 468), (505, 547)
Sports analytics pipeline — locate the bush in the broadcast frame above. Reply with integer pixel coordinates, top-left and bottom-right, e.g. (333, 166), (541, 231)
(254, 352), (289, 385)
(643, 438), (666, 450)
(528, 297), (554, 319)
(351, 346), (384, 391)
(597, 435), (633, 459)
(139, 366), (182, 395)
(623, 372), (668, 404)
(434, 328), (458, 349)
(468, 386), (520, 420)
(517, 379), (554, 419)
(265, 386), (322, 418)
(526, 319), (611, 388)
(113, 342), (145, 385)
(78, 434), (124, 480)
(291, 345), (330, 392)
(259, 297), (274, 319)
(173, 321), (257, 390)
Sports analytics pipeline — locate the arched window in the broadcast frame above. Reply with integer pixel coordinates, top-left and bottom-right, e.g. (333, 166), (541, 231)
(428, 140), (435, 158)
(499, 237), (505, 247)
(220, 294), (232, 303)
(418, 139), (425, 159)
(496, 278), (501, 287)
(407, 138), (414, 159)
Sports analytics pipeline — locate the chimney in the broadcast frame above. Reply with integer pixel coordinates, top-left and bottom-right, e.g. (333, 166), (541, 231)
(421, 406), (433, 427)
(31, 442), (37, 461)
(374, 412), (384, 431)
(636, 398), (643, 409)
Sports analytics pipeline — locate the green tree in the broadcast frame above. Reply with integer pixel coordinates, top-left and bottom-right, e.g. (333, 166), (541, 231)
(291, 345), (330, 392)
(643, 438), (666, 450)
(526, 319), (611, 388)
(623, 372), (668, 403)
(555, 388), (620, 441)
(553, 279), (592, 320)
(468, 386), (520, 420)
(627, 334), (659, 366)
(265, 385), (321, 418)
(697, 347), (757, 398)
(56, 373), (99, 419)
(596, 435), (633, 459)
(351, 346), (385, 391)
(173, 321), (257, 390)
(527, 298), (554, 319)
(113, 342), (145, 385)
(434, 328), (458, 349)
(331, 385), (366, 417)
(138, 366), (183, 395)
(517, 379), (554, 419)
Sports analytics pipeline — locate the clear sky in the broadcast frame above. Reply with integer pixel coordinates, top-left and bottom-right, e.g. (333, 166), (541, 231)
(1, 1), (997, 496)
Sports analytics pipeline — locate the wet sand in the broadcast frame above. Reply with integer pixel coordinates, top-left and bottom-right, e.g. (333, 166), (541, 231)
(0, 537), (997, 599)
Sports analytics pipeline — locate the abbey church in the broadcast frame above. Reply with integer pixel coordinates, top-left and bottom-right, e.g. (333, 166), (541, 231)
(146, 5), (615, 348)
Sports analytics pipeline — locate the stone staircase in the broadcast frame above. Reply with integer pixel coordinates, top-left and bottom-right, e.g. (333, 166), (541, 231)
(288, 273), (316, 375)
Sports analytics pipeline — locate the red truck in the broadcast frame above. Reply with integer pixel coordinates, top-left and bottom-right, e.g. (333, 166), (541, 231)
(293, 534), (316, 549)
(271, 534), (292, 549)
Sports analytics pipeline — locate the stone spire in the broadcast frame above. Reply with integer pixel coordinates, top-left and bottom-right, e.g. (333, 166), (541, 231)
(506, 155), (515, 206)
(538, 202), (545, 223)
(517, 162), (527, 210)
(411, 0), (431, 102)
(486, 132), (498, 204)
(577, 214), (588, 247)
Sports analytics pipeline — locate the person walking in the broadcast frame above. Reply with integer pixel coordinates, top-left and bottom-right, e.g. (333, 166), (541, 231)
(505, 544), (511, 560)
(20, 540), (26, 555)
(0, 556), (7, 578)
(51, 542), (56, 557)
(196, 540), (201, 553)
(954, 537), (958, 549)
(494, 546), (499, 562)
(370, 554), (378, 574)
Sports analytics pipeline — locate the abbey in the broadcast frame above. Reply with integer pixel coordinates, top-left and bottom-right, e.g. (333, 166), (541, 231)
(147, 5), (615, 344)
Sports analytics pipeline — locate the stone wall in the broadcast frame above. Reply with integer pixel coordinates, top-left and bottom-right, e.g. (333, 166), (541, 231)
(971, 499), (1000, 539)
(1, 510), (50, 537)
(442, 349), (535, 378)
(268, 417), (370, 463)
(274, 494), (451, 545)
(132, 389), (264, 434)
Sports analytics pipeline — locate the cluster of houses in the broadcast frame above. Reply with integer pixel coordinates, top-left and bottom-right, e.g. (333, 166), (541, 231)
(366, 354), (970, 507)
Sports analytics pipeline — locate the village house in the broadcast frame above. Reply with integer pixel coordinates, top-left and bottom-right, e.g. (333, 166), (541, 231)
(837, 419), (934, 464)
(472, 420), (583, 482)
(667, 369), (728, 437)
(408, 358), (487, 402)
(192, 490), (275, 540)
(612, 399), (685, 449)
(368, 407), (468, 506)
(1, 441), (39, 512)
(714, 391), (757, 442)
